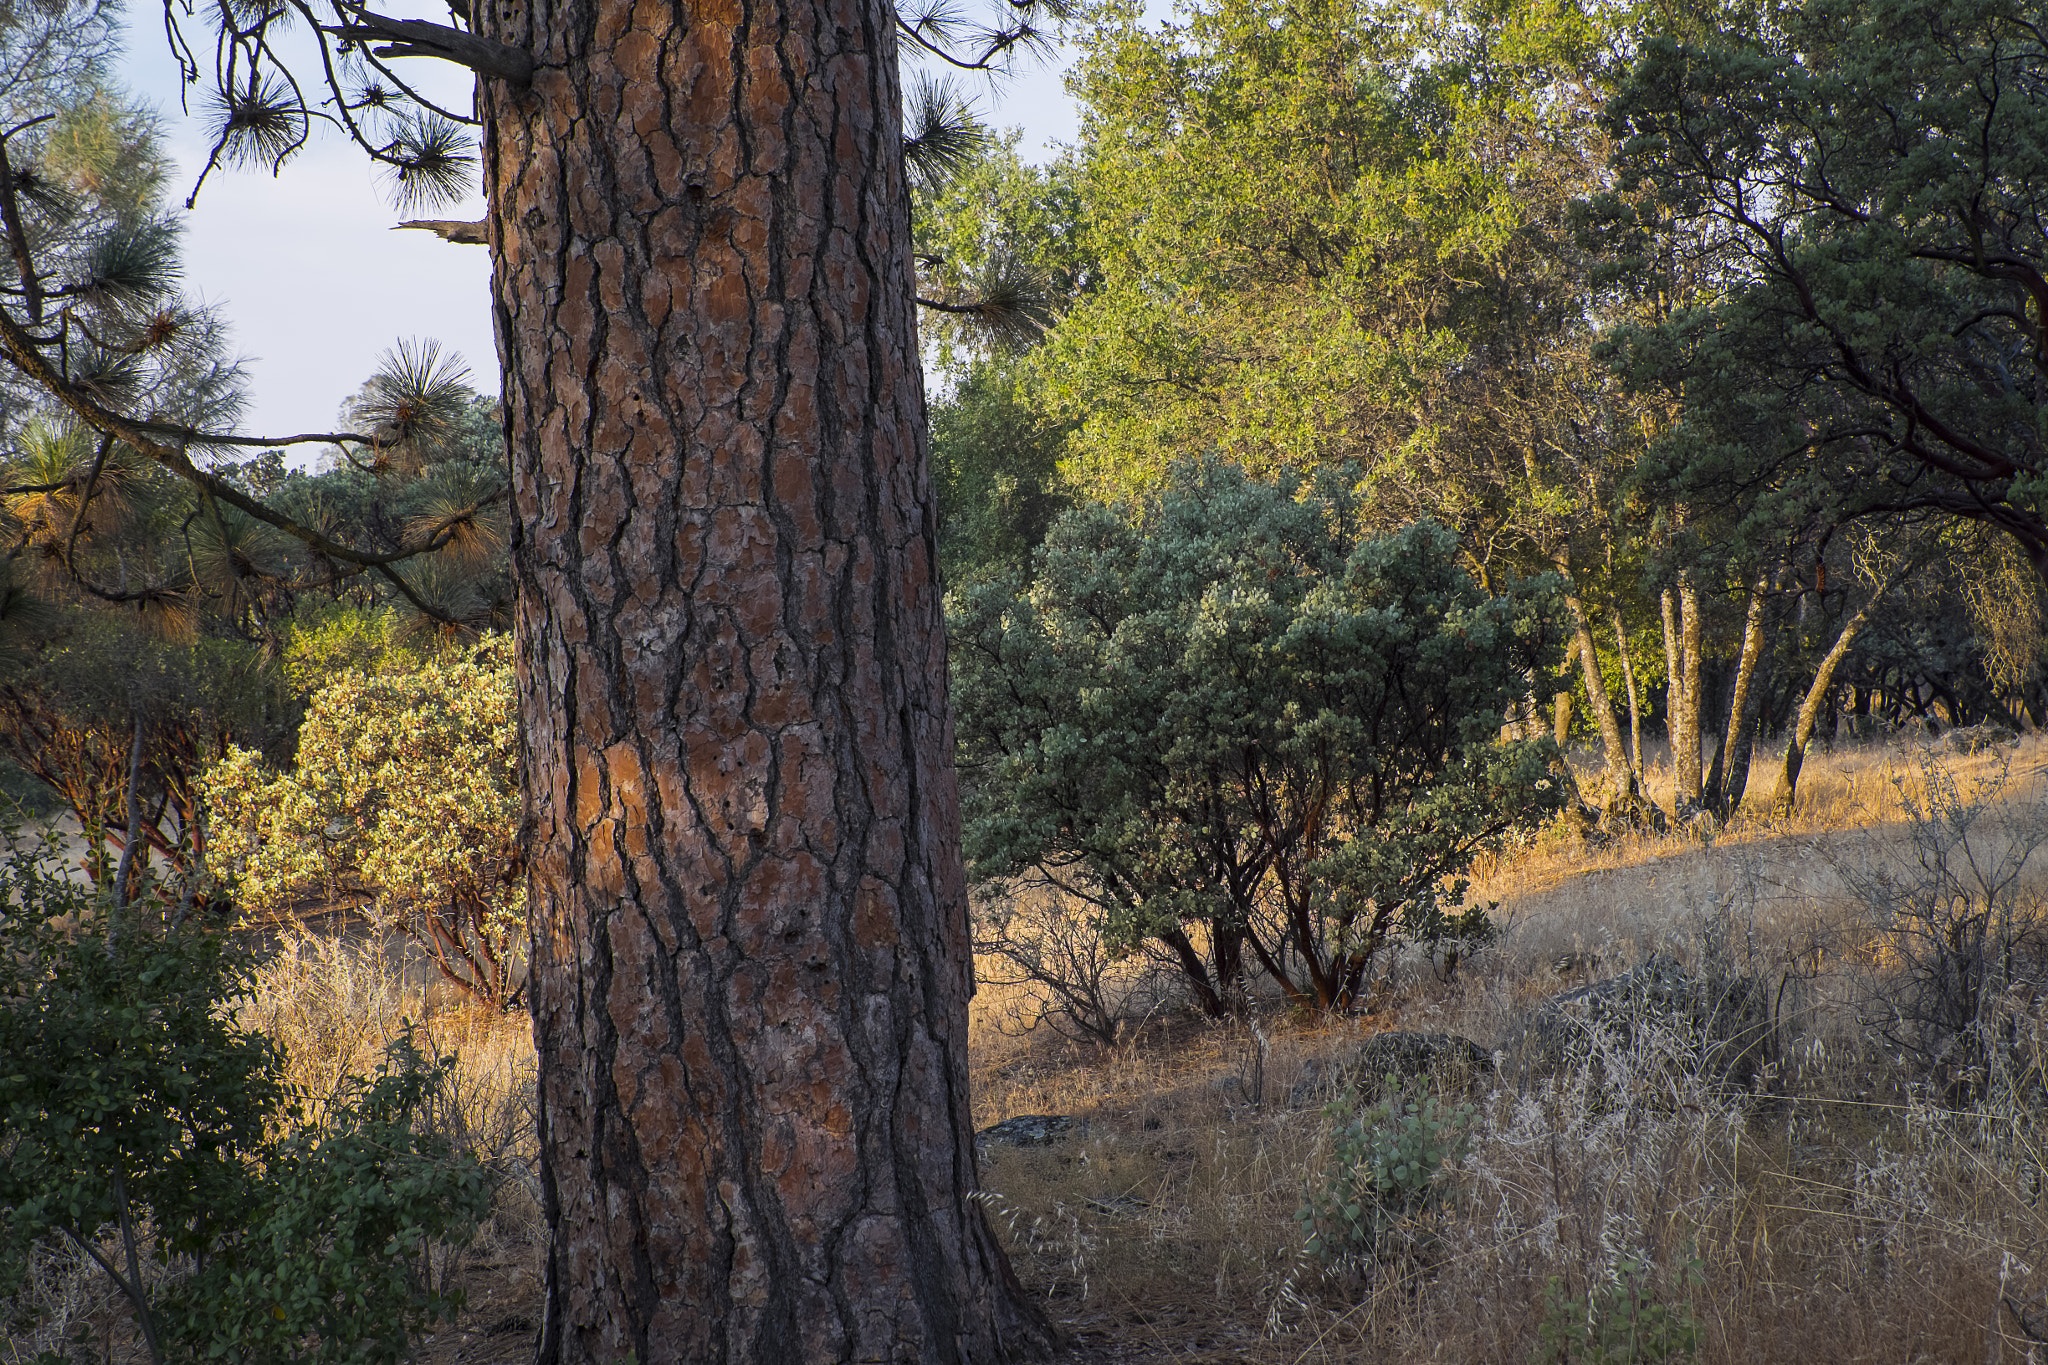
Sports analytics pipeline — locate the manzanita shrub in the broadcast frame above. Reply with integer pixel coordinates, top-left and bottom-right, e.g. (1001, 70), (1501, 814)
(203, 634), (524, 1007)
(0, 828), (492, 1364)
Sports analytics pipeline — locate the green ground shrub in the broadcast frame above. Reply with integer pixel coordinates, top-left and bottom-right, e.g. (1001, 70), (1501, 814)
(1534, 1256), (1702, 1364)
(1297, 1078), (1475, 1274)
(0, 829), (491, 1364)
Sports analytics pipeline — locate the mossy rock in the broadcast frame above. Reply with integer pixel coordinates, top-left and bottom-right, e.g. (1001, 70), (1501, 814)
(1500, 952), (1775, 1093)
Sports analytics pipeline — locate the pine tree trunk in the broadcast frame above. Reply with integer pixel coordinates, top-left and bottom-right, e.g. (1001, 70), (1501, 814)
(477, 2), (1053, 1359)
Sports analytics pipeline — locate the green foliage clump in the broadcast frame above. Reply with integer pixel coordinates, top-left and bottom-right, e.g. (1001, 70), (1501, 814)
(203, 634), (523, 1006)
(1296, 1080), (1473, 1271)
(0, 605), (297, 882)
(930, 362), (1072, 583)
(953, 457), (1565, 1015)
(1534, 1257), (1702, 1365)
(912, 131), (1090, 373)
(157, 1043), (493, 1365)
(278, 605), (426, 696)
(1042, 0), (1635, 520)
(1606, 0), (2048, 573)
(0, 833), (490, 1364)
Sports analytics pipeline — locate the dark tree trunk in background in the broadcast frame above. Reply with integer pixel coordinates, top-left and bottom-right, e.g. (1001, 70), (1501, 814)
(1773, 575), (1903, 815)
(1611, 604), (1642, 781)
(477, 0), (1053, 1358)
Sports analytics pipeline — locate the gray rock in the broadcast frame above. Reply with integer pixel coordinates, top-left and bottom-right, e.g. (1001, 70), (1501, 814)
(1500, 952), (1775, 1092)
(1291, 1031), (1494, 1108)
(975, 1114), (1079, 1150)
(1947, 724), (2020, 755)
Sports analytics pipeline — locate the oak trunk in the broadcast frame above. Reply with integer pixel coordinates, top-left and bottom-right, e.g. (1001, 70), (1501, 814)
(1772, 579), (1898, 815)
(1561, 585), (1637, 810)
(474, 0), (1052, 1358)
(1661, 580), (1703, 812)
(1705, 578), (1769, 816)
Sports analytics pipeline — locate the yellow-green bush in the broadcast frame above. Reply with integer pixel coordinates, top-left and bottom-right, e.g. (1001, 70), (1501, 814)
(278, 605), (425, 697)
(203, 635), (524, 1006)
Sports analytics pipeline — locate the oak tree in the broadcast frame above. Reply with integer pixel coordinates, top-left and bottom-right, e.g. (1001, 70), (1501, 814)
(1607, 0), (2048, 584)
(1037, 0), (1694, 815)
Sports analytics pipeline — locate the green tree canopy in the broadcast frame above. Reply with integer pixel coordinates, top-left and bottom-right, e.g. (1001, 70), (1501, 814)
(913, 130), (1091, 374)
(929, 359), (1073, 584)
(1040, 0), (1643, 513)
(1605, 0), (2048, 582)
(1033, 0), (1712, 811)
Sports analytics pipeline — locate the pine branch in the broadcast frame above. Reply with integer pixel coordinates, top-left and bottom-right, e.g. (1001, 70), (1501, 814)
(0, 305), (469, 625)
(397, 219), (488, 245)
(319, 4), (534, 86)
(0, 116), (58, 326)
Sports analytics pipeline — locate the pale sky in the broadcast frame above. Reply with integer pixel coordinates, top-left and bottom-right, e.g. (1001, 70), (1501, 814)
(113, 25), (1081, 441)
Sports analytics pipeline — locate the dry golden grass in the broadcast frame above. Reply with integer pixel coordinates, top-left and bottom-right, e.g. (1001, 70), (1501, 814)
(965, 731), (2048, 1363)
(48, 731), (2033, 1364)
(233, 926), (545, 1363)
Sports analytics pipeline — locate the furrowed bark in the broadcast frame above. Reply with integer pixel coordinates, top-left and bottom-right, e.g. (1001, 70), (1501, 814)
(1678, 581), (1702, 801)
(1660, 588), (1681, 796)
(476, 0), (1054, 1358)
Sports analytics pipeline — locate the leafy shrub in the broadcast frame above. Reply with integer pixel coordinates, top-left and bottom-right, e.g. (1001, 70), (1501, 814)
(157, 1038), (493, 1364)
(1534, 1257), (1702, 1364)
(278, 605), (425, 696)
(1829, 752), (2048, 1105)
(952, 458), (1565, 1016)
(0, 608), (296, 885)
(202, 634), (524, 1006)
(1296, 1078), (1474, 1273)
(0, 830), (491, 1364)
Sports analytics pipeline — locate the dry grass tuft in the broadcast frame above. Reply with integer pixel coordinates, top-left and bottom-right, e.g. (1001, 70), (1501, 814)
(236, 924), (545, 1357)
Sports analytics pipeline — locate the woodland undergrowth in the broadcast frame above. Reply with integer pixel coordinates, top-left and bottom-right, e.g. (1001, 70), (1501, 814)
(12, 732), (2048, 1364)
